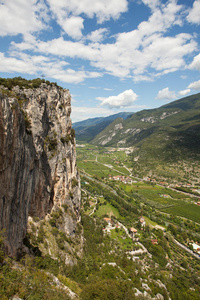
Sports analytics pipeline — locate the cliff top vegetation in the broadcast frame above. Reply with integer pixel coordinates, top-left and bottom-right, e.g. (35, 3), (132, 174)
(0, 77), (60, 90)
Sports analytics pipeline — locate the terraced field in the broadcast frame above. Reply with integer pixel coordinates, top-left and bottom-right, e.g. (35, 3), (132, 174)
(161, 204), (200, 224)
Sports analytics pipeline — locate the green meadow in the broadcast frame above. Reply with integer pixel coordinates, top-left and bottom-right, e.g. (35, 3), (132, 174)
(77, 148), (131, 177)
(94, 202), (120, 219)
(119, 182), (191, 208)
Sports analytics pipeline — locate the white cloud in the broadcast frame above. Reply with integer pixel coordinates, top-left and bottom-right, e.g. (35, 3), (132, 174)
(133, 74), (154, 82)
(46, 68), (102, 84)
(9, 0), (197, 83)
(156, 87), (176, 100)
(87, 28), (109, 42)
(47, 0), (128, 24)
(62, 16), (84, 39)
(189, 53), (200, 71)
(179, 89), (191, 96)
(0, 52), (38, 73)
(147, 34), (195, 73)
(188, 80), (200, 91)
(1, 0), (199, 89)
(187, 0), (200, 24)
(141, 0), (160, 11)
(0, 0), (48, 37)
(26, 29), (195, 82)
(32, 37), (98, 60)
(71, 103), (145, 122)
(0, 52), (102, 84)
(97, 89), (138, 108)
(137, 1), (183, 38)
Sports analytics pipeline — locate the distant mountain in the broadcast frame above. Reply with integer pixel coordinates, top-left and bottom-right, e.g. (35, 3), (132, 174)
(73, 112), (133, 142)
(90, 93), (200, 183)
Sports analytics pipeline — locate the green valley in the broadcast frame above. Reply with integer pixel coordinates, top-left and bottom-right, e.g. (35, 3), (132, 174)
(75, 143), (200, 299)
(76, 93), (200, 185)
(1, 85), (200, 300)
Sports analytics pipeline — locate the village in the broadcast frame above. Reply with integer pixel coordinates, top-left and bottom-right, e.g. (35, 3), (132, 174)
(108, 175), (133, 184)
(109, 174), (200, 193)
(82, 188), (200, 261)
(102, 214), (200, 258)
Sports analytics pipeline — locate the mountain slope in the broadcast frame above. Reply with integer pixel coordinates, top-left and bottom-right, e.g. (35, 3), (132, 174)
(92, 93), (200, 149)
(91, 93), (200, 183)
(73, 112), (133, 142)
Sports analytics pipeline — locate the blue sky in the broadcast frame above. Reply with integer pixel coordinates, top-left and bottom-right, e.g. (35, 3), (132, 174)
(0, 0), (200, 122)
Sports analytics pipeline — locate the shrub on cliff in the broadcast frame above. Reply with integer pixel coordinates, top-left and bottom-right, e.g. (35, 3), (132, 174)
(0, 230), (5, 264)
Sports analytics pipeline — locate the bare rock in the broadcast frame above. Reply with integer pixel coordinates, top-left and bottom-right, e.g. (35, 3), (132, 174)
(0, 83), (81, 257)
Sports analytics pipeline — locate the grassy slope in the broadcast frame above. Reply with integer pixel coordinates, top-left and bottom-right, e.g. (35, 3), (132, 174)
(92, 93), (200, 150)
(74, 112), (133, 142)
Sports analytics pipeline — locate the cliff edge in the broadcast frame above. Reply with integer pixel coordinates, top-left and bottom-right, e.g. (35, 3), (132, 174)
(0, 79), (81, 258)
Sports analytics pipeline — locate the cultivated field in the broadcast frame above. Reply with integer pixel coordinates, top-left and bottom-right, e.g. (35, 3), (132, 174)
(77, 145), (199, 224)
(162, 204), (200, 224)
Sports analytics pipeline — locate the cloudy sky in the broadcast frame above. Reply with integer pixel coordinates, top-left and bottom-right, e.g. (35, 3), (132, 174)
(0, 0), (200, 122)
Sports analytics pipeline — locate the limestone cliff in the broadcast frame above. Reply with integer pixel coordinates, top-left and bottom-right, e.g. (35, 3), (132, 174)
(0, 80), (81, 258)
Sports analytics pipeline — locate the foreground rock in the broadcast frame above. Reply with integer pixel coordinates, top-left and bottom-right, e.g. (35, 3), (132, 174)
(0, 81), (81, 258)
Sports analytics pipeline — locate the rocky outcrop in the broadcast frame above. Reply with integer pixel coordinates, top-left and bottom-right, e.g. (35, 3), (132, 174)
(0, 82), (81, 258)
(96, 122), (124, 146)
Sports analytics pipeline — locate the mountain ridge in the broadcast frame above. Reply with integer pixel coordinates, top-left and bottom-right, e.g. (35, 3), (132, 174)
(91, 93), (200, 148)
(73, 112), (133, 142)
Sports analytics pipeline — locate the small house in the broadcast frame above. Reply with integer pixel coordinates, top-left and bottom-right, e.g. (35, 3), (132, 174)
(104, 218), (112, 225)
(151, 239), (158, 245)
(129, 227), (137, 237)
(139, 217), (146, 228)
(192, 243), (200, 254)
(89, 201), (95, 207)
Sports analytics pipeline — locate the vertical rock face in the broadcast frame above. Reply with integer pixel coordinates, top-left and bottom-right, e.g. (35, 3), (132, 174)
(0, 82), (81, 257)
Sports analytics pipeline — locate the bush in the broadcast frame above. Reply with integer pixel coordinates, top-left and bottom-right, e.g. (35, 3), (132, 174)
(32, 78), (42, 88)
(37, 223), (45, 243)
(56, 237), (65, 250)
(0, 77), (45, 90)
(61, 135), (70, 144)
(48, 138), (58, 152)
(71, 128), (75, 139)
(44, 136), (58, 152)
(49, 218), (56, 227)
(0, 230), (5, 264)
(62, 204), (68, 212)
(81, 279), (136, 300)
(52, 227), (59, 236)
(72, 178), (78, 188)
